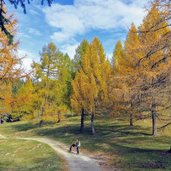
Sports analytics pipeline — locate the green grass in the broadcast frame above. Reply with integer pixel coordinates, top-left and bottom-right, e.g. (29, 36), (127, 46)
(0, 116), (171, 171)
(0, 139), (64, 171)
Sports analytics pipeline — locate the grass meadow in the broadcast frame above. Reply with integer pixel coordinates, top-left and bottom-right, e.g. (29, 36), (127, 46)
(0, 138), (64, 171)
(0, 115), (170, 171)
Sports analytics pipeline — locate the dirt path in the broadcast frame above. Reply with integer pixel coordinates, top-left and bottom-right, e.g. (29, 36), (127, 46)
(21, 137), (101, 171)
(0, 134), (103, 171)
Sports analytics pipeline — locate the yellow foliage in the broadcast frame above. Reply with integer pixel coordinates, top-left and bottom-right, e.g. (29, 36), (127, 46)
(0, 8), (23, 83)
(71, 37), (112, 114)
(22, 114), (34, 121)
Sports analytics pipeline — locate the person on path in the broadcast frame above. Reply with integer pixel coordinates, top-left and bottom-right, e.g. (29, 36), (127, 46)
(69, 141), (76, 152)
(75, 139), (81, 154)
(69, 139), (81, 154)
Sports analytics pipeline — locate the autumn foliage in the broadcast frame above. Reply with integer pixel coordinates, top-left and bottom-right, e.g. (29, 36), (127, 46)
(0, 1), (171, 141)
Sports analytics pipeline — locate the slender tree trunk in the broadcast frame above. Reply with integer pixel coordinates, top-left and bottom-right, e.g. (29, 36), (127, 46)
(39, 120), (44, 127)
(129, 102), (133, 126)
(91, 112), (95, 135)
(80, 108), (85, 133)
(151, 101), (157, 137)
(39, 107), (44, 127)
(152, 111), (157, 136)
(57, 112), (61, 123)
(130, 113), (133, 126)
(39, 90), (47, 127)
(168, 146), (171, 153)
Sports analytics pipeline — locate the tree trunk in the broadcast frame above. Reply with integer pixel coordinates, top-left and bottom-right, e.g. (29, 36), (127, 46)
(39, 107), (44, 127)
(39, 120), (44, 127)
(152, 111), (157, 136)
(168, 146), (171, 153)
(57, 112), (61, 123)
(129, 102), (134, 126)
(0, 118), (2, 124)
(130, 113), (133, 126)
(80, 108), (85, 133)
(151, 102), (157, 136)
(91, 112), (95, 135)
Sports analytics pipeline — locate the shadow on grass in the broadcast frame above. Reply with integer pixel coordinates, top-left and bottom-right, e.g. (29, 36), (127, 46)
(108, 143), (171, 169)
(10, 122), (39, 132)
(7, 119), (171, 170)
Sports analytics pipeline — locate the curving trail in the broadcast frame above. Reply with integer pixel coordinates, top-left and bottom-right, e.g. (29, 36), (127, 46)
(0, 134), (102, 171)
(21, 137), (101, 171)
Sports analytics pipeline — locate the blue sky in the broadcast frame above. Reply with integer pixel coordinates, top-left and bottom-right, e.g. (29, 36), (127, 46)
(6, 0), (148, 70)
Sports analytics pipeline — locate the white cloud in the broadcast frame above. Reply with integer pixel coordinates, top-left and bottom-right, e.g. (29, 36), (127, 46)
(29, 9), (40, 16)
(28, 28), (42, 36)
(43, 0), (147, 43)
(17, 32), (31, 39)
(51, 32), (75, 43)
(106, 53), (113, 60)
(61, 43), (79, 59)
(17, 49), (36, 72)
(22, 58), (33, 72)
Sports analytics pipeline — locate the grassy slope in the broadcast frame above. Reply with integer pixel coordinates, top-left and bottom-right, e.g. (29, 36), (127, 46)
(0, 139), (64, 171)
(0, 116), (171, 171)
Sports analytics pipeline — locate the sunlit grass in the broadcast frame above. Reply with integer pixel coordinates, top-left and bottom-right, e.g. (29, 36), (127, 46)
(0, 139), (64, 171)
(0, 115), (171, 171)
